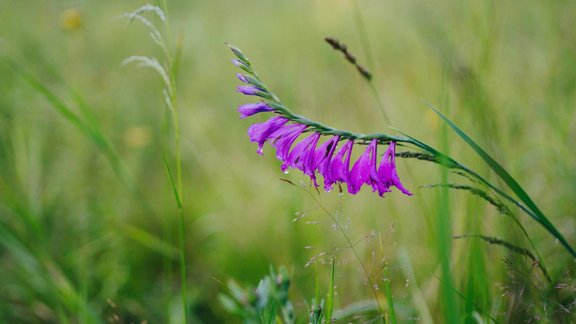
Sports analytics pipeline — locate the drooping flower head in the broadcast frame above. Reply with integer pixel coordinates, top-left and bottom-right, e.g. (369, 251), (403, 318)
(231, 44), (411, 197)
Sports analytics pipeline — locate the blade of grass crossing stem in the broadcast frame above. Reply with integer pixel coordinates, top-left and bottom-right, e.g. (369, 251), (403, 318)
(425, 101), (576, 258)
(437, 78), (459, 324)
(325, 259), (335, 322)
(163, 156), (182, 208)
(162, 156), (188, 323)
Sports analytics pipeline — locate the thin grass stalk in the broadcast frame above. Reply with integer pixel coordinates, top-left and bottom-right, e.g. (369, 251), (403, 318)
(350, 2), (391, 125)
(437, 79), (459, 323)
(301, 188), (385, 317)
(352, 0), (375, 70)
(160, 1), (188, 322)
(325, 259), (335, 323)
(382, 267), (397, 324)
(397, 249), (434, 323)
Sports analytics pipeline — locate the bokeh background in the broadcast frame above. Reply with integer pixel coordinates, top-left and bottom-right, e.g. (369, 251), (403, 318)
(1, 0), (575, 322)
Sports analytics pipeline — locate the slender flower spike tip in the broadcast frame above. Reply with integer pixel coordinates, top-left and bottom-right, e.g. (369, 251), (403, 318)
(236, 73), (250, 83)
(237, 85), (260, 96)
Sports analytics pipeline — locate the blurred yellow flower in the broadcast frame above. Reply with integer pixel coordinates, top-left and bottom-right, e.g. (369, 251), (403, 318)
(60, 9), (82, 31)
(123, 126), (152, 148)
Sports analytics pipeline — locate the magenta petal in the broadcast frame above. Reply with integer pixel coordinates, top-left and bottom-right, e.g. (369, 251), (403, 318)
(284, 132), (320, 174)
(313, 136), (339, 172)
(348, 139), (378, 194)
(247, 116), (289, 155)
(271, 124), (308, 170)
(301, 133), (322, 186)
(325, 140), (354, 190)
(237, 102), (274, 118)
(316, 136), (340, 190)
(377, 142), (412, 196)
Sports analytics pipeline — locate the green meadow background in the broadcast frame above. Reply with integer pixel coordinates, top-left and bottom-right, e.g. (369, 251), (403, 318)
(1, 0), (575, 322)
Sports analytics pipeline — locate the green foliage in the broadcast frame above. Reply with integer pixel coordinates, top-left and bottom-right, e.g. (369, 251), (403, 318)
(0, 0), (575, 323)
(219, 266), (294, 324)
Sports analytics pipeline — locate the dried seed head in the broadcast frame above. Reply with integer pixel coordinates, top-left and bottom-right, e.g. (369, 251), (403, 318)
(324, 36), (372, 81)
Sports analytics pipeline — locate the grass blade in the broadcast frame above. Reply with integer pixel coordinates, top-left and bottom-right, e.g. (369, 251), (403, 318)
(325, 259), (335, 323)
(424, 101), (576, 258)
(382, 268), (397, 324)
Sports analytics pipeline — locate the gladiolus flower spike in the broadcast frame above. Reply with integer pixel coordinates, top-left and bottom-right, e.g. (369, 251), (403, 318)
(228, 44), (576, 258)
(229, 44), (412, 197)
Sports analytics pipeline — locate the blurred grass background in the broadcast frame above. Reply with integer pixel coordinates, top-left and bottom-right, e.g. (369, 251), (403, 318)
(1, 0), (575, 322)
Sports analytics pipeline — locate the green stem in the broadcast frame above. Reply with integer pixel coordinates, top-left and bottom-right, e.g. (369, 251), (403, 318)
(352, 0), (375, 70)
(382, 267), (397, 324)
(161, 1), (188, 322)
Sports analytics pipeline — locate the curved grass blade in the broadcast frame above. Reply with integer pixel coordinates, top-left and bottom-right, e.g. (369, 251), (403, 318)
(424, 101), (576, 258)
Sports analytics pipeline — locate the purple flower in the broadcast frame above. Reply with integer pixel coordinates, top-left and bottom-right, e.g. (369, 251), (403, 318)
(284, 132), (321, 176)
(248, 116), (289, 155)
(348, 139), (378, 194)
(300, 133), (323, 186)
(376, 142), (412, 196)
(237, 102), (274, 119)
(314, 136), (340, 188)
(236, 73), (250, 83)
(237, 85), (260, 96)
(270, 124), (308, 169)
(323, 139), (354, 191)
